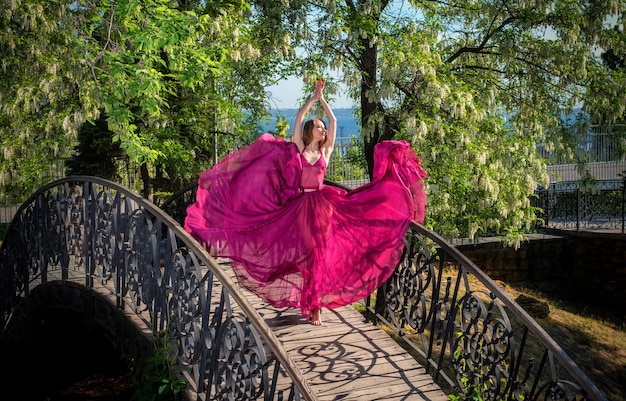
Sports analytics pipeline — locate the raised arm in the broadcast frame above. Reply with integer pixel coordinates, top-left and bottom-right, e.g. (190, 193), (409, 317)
(318, 89), (337, 161)
(292, 82), (322, 152)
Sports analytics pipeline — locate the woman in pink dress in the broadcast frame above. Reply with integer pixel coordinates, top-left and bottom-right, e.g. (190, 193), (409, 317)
(184, 79), (427, 325)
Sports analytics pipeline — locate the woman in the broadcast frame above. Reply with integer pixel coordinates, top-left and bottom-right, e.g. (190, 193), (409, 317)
(184, 79), (427, 325)
(294, 79), (337, 169)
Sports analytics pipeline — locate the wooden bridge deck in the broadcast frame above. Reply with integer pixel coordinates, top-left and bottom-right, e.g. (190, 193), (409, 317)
(224, 260), (450, 401)
(252, 301), (448, 400)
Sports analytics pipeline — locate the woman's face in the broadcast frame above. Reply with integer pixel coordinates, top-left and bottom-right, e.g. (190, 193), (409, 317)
(312, 119), (327, 142)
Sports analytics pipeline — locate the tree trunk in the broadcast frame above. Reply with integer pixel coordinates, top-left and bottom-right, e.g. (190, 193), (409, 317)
(140, 163), (151, 200)
(360, 40), (379, 179)
(357, 29), (389, 317)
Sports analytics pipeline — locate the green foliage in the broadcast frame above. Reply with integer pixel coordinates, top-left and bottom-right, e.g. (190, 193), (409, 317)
(274, 114), (290, 138)
(447, 376), (485, 401)
(267, 0), (626, 247)
(345, 136), (367, 172)
(1, 0), (625, 245)
(65, 116), (124, 180)
(0, 0), (281, 198)
(131, 335), (187, 401)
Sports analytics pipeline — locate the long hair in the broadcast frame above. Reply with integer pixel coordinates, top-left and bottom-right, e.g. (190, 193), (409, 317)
(302, 118), (327, 148)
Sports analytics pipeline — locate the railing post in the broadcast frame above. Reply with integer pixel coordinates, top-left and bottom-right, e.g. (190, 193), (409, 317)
(544, 187), (550, 227)
(576, 186), (581, 231)
(622, 172), (626, 234)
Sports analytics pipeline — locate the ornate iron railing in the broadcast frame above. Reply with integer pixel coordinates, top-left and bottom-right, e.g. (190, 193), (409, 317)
(365, 222), (608, 401)
(534, 179), (625, 233)
(0, 176), (315, 401)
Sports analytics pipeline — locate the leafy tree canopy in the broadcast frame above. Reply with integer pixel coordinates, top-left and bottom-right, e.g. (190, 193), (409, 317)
(0, 0), (281, 199)
(263, 0), (626, 246)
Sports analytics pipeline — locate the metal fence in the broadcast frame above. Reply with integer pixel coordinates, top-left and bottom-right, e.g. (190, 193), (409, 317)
(0, 174), (612, 401)
(362, 220), (608, 401)
(0, 205), (19, 225)
(541, 124), (626, 183)
(533, 179), (626, 233)
(166, 180), (610, 401)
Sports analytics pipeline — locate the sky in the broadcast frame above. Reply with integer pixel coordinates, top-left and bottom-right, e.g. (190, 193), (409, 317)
(266, 75), (354, 110)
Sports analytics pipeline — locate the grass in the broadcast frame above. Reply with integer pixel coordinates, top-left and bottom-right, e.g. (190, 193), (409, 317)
(509, 284), (626, 401)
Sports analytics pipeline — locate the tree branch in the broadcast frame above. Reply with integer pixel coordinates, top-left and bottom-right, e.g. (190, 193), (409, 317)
(447, 16), (517, 64)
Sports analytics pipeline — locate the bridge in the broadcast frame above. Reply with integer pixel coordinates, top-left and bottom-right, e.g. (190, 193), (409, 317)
(0, 176), (609, 401)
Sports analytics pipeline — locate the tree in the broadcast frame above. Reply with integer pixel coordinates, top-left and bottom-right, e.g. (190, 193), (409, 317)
(264, 1), (626, 246)
(3, 0), (625, 246)
(598, 21), (626, 122)
(0, 0), (282, 200)
(65, 116), (124, 181)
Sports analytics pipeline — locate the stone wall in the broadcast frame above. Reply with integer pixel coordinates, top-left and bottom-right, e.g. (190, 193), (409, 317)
(454, 230), (626, 318)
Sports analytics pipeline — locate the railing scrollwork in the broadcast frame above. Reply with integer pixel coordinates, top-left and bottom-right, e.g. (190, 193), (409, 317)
(0, 176), (315, 401)
(368, 222), (607, 401)
(0, 176), (609, 401)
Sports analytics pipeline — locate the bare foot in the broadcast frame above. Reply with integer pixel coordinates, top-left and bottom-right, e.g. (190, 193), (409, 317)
(310, 308), (322, 326)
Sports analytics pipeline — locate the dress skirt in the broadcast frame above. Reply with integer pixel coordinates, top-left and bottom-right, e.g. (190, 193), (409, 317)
(184, 134), (427, 317)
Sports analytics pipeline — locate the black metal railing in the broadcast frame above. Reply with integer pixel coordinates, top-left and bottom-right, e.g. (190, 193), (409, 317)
(0, 176), (315, 401)
(534, 179), (626, 233)
(365, 222), (608, 401)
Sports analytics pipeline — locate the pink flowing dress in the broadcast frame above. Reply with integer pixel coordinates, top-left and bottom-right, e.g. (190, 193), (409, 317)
(184, 133), (427, 318)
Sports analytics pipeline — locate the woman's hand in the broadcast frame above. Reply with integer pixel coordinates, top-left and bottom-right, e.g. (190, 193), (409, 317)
(313, 78), (325, 100)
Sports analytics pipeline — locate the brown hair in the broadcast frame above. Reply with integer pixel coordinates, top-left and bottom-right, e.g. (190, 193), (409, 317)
(302, 118), (327, 148)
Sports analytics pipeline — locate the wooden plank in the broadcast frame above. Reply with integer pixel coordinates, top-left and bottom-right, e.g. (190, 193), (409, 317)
(228, 272), (450, 401)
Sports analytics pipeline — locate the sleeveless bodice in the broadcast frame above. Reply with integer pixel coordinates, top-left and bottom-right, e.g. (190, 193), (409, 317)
(300, 153), (326, 191)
